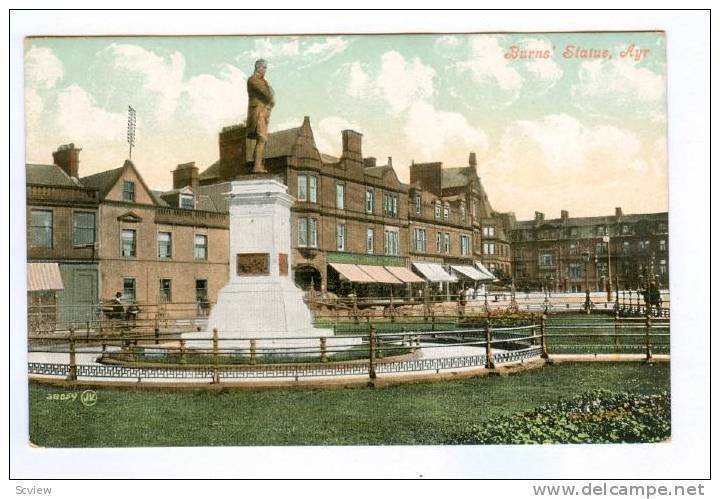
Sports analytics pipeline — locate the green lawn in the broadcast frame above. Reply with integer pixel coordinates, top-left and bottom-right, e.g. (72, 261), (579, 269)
(29, 362), (669, 447)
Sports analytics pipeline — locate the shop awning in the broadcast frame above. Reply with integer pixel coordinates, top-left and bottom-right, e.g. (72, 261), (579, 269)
(412, 262), (457, 283)
(356, 265), (403, 284)
(451, 265), (485, 281)
(329, 263), (375, 283)
(27, 263), (64, 291)
(474, 261), (498, 281)
(385, 266), (426, 284)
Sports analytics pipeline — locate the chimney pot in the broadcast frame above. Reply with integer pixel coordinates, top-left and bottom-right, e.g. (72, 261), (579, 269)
(363, 157), (377, 168)
(561, 210), (569, 220)
(469, 152), (477, 167)
(52, 143), (82, 178)
(173, 161), (199, 189)
(615, 207), (623, 218)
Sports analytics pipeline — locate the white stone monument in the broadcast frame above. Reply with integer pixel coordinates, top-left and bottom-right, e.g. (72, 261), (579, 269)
(183, 176), (357, 355)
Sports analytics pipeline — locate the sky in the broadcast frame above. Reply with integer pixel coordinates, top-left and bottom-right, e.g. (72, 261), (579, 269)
(24, 32), (667, 219)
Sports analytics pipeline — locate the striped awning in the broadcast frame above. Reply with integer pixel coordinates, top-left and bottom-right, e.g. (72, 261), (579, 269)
(385, 266), (425, 283)
(27, 263), (64, 291)
(412, 262), (457, 283)
(451, 265), (485, 281)
(474, 261), (497, 281)
(329, 263), (376, 283)
(357, 265), (403, 284)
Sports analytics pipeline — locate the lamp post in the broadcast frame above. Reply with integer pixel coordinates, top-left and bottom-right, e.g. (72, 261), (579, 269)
(603, 233), (612, 302)
(582, 250), (592, 314)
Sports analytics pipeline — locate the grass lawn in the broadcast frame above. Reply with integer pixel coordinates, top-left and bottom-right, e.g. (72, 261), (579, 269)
(29, 362), (669, 447)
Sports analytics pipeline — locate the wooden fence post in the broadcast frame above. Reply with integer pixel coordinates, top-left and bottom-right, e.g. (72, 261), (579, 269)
(320, 337), (327, 363)
(485, 320), (495, 369)
(179, 339), (186, 364)
(540, 313), (549, 360)
(67, 327), (77, 381)
(614, 309), (621, 353)
(644, 310), (653, 363)
(368, 325), (377, 382)
(250, 339), (257, 365)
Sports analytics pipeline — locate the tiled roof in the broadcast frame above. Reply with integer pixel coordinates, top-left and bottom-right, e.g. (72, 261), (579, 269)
(441, 167), (471, 189)
(513, 212), (668, 229)
(26, 163), (79, 187)
(80, 167), (124, 197)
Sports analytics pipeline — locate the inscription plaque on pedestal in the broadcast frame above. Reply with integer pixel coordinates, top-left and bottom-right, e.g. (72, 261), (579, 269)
(278, 253), (288, 276)
(237, 253), (269, 275)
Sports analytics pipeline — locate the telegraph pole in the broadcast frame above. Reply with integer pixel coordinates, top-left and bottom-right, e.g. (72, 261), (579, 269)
(127, 106), (136, 160)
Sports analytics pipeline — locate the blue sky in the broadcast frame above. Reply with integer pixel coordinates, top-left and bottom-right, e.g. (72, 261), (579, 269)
(24, 32), (667, 218)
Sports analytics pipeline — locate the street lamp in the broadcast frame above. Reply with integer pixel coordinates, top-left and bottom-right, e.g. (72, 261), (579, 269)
(582, 249), (592, 314)
(603, 233), (612, 302)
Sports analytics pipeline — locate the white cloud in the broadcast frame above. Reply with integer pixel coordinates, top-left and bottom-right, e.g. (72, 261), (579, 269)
(245, 38), (300, 60)
(403, 102), (488, 160)
(573, 58), (665, 104)
(25, 47), (64, 89)
(377, 51), (435, 115)
(520, 38), (562, 83)
(456, 36), (522, 92)
(25, 88), (44, 117)
(313, 116), (361, 156)
(305, 37), (349, 61)
(106, 43), (186, 118)
(55, 84), (127, 142)
(242, 36), (349, 66)
(436, 35), (461, 48)
(185, 64), (248, 131)
(346, 62), (369, 97)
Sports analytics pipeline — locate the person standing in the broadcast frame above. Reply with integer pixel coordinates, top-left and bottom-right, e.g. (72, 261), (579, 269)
(246, 59), (275, 174)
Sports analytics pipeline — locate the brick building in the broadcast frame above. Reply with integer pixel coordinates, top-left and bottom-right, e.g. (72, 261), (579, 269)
(511, 208), (669, 293)
(26, 145), (230, 320)
(196, 117), (505, 294)
(26, 144), (100, 322)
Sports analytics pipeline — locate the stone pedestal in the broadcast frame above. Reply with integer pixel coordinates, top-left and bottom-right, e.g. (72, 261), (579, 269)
(183, 176), (357, 355)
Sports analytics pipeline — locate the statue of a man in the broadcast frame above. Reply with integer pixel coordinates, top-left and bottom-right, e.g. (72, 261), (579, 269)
(246, 59), (274, 173)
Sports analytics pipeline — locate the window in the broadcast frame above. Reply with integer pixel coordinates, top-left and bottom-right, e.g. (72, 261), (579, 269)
(123, 278), (136, 304)
(122, 181), (135, 202)
(569, 243), (577, 255)
(159, 279), (172, 303)
(622, 241), (630, 255)
(638, 240), (650, 252)
(471, 201), (477, 218)
(367, 228), (374, 254)
(569, 263), (582, 279)
(120, 229), (136, 257)
(443, 205), (449, 220)
(195, 279), (208, 305)
(443, 233), (450, 254)
(622, 224), (631, 235)
(595, 242), (607, 255)
(194, 234), (208, 260)
(308, 175), (318, 203)
(434, 201), (442, 220)
(414, 194), (421, 214)
(73, 212), (96, 246)
(30, 210), (53, 248)
(297, 174), (308, 201)
(414, 228), (427, 253)
(659, 260), (667, 276)
(179, 193), (194, 209)
(298, 218), (308, 247)
(597, 262), (608, 277)
(659, 239), (667, 252)
(658, 223), (667, 233)
(483, 226), (495, 237)
(366, 189), (375, 213)
(483, 242), (496, 255)
(460, 203), (466, 222)
(436, 232), (442, 253)
(383, 192), (398, 217)
(298, 218), (318, 248)
(384, 229), (399, 256)
(597, 226), (607, 236)
(158, 232), (172, 259)
(335, 183), (345, 209)
(460, 235), (471, 256)
(336, 223), (346, 251)
(538, 253), (554, 267)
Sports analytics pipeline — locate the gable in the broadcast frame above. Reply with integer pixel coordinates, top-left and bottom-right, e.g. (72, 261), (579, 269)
(104, 162), (157, 205)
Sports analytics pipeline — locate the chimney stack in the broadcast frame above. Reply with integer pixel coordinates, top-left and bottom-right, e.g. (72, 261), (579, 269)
(52, 143), (82, 178)
(615, 207), (623, 218)
(534, 211), (545, 222)
(387, 156), (393, 167)
(341, 129), (363, 162)
(173, 161), (199, 189)
(469, 152), (477, 168)
(561, 210), (569, 221)
(363, 157), (376, 168)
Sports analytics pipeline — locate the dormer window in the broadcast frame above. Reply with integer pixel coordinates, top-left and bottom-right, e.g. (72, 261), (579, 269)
(179, 193), (194, 210)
